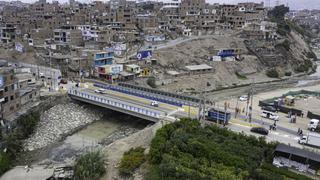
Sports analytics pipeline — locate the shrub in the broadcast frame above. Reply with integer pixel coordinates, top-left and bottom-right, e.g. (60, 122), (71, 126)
(17, 112), (40, 138)
(147, 77), (157, 88)
(235, 71), (247, 80)
(74, 151), (106, 180)
(266, 69), (279, 78)
(295, 60), (313, 73)
(284, 71), (292, 76)
(119, 147), (146, 175)
(275, 40), (290, 51)
(306, 51), (317, 60)
(0, 152), (11, 175)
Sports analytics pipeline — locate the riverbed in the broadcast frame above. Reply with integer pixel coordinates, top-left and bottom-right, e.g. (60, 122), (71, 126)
(18, 104), (152, 166)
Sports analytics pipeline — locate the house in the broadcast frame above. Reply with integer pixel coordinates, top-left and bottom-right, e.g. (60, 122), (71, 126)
(125, 64), (141, 74)
(97, 64), (123, 82)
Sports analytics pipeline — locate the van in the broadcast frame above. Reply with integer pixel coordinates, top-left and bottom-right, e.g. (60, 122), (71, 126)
(260, 111), (279, 121)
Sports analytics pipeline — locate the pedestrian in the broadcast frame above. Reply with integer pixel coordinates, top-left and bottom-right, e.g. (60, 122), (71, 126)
(269, 125), (272, 131)
(301, 112), (304, 118)
(297, 128), (301, 134)
(300, 130), (303, 136)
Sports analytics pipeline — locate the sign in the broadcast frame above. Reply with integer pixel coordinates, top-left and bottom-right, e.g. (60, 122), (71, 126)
(137, 50), (152, 60)
(145, 35), (165, 42)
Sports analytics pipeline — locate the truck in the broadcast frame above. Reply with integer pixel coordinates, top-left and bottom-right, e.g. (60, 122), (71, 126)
(206, 108), (231, 124)
(308, 119), (320, 131)
(298, 133), (320, 147)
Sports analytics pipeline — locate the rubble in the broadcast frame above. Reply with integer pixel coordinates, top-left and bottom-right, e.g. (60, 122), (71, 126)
(99, 126), (139, 146)
(24, 103), (103, 151)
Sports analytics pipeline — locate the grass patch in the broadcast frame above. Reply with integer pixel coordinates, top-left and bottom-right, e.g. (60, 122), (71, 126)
(74, 151), (106, 180)
(266, 68), (280, 78)
(119, 147), (146, 176)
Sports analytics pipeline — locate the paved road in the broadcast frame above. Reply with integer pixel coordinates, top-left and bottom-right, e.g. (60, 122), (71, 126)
(82, 86), (198, 119)
(116, 35), (221, 61)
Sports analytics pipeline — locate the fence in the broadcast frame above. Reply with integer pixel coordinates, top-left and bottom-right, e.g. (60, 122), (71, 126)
(307, 111), (320, 120)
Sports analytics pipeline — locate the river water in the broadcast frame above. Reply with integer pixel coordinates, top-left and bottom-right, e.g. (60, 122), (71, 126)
(296, 61), (320, 87)
(27, 107), (152, 165)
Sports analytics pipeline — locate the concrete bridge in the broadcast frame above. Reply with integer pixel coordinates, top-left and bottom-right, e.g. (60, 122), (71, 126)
(68, 83), (200, 122)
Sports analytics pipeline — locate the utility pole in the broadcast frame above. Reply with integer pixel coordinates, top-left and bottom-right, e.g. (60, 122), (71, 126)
(248, 79), (255, 123)
(198, 92), (206, 126)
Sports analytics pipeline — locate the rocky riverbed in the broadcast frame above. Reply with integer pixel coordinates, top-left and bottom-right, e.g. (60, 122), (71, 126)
(24, 103), (103, 151)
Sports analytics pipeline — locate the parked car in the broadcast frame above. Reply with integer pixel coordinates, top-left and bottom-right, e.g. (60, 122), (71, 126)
(151, 101), (159, 107)
(251, 127), (269, 135)
(239, 95), (248, 101)
(261, 110), (279, 121)
(261, 106), (276, 112)
(60, 79), (68, 84)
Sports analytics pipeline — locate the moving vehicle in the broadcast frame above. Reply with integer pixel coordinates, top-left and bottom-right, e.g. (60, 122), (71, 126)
(239, 95), (248, 101)
(151, 101), (159, 107)
(261, 106), (277, 112)
(261, 111), (279, 121)
(94, 89), (107, 94)
(39, 72), (45, 78)
(206, 108), (231, 124)
(250, 127), (269, 135)
(298, 133), (320, 147)
(307, 119), (320, 131)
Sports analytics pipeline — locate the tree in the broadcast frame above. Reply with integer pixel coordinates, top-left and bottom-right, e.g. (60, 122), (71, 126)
(147, 119), (311, 180)
(147, 77), (157, 88)
(74, 151), (106, 180)
(268, 5), (289, 22)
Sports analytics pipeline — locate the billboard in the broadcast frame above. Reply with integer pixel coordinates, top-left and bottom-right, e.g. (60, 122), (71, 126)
(217, 49), (235, 58)
(136, 50), (152, 60)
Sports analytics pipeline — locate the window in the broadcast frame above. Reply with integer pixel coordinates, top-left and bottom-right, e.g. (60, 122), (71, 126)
(4, 97), (8, 104)
(10, 95), (14, 100)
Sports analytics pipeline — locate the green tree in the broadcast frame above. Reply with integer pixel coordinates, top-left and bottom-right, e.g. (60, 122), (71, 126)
(147, 119), (311, 180)
(268, 5), (289, 21)
(74, 151), (106, 180)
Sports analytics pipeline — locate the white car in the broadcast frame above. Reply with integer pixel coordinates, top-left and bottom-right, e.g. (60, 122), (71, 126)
(94, 89), (107, 94)
(151, 101), (159, 107)
(261, 111), (279, 121)
(239, 95), (248, 101)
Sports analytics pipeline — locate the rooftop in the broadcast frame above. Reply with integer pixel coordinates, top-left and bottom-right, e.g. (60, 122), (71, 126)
(185, 64), (213, 71)
(275, 143), (320, 162)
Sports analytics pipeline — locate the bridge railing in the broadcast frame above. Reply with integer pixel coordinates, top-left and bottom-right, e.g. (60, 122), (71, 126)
(68, 89), (162, 119)
(94, 83), (199, 107)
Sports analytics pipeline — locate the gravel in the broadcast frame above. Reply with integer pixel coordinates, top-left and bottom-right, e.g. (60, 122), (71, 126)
(24, 103), (103, 151)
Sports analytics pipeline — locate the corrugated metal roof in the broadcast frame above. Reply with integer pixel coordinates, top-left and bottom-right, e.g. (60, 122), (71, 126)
(275, 144), (320, 162)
